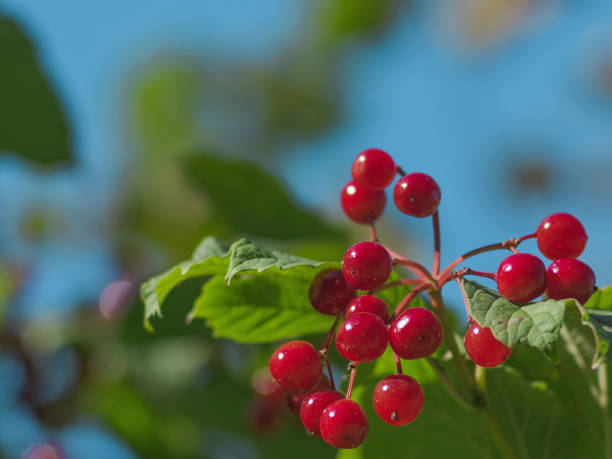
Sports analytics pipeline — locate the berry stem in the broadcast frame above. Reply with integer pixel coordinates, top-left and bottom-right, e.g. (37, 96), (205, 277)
(436, 234), (532, 285)
(346, 363), (359, 399)
(396, 165), (407, 176)
(320, 314), (342, 389)
(372, 278), (422, 293)
(369, 223), (379, 242)
(462, 269), (497, 281)
(393, 351), (403, 374)
(432, 210), (441, 276)
(386, 248), (436, 283)
(390, 282), (429, 320)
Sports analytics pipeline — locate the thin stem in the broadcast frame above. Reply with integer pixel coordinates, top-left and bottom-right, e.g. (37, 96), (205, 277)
(372, 278), (422, 293)
(325, 359), (336, 390)
(426, 357), (472, 410)
(320, 314), (341, 389)
(437, 233), (535, 285)
(346, 363), (359, 399)
(432, 211), (441, 276)
(391, 282), (429, 319)
(387, 248), (435, 283)
(463, 269), (497, 281)
(393, 351), (403, 374)
(475, 365), (486, 393)
(397, 165), (407, 176)
(369, 223), (379, 242)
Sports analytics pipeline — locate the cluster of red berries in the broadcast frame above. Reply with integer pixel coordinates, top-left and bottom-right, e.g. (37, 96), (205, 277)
(467, 211), (596, 367)
(266, 148), (597, 449)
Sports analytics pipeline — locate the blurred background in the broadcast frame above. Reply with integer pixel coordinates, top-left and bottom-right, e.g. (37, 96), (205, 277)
(1, 0), (611, 457)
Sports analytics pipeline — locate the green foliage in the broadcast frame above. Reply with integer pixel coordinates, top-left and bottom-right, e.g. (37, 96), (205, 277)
(141, 236), (335, 334)
(0, 15), (73, 166)
(463, 278), (612, 366)
(182, 152), (347, 241)
(585, 286), (612, 311)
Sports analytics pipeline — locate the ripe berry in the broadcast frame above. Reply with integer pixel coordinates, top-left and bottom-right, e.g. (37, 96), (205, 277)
(537, 213), (588, 260)
(345, 295), (389, 322)
(464, 323), (512, 367)
(340, 180), (386, 224)
(393, 172), (441, 218)
(320, 399), (369, 449)
(269, 341), (322, 393)
(286, 375), (331, 414)
(546, 258), (596, 304)
(309, 269), (356, 315)
(351, 148), (396, 190)
(342, 241), (393, 291)
(300, 390), (344, 437)
(389, 307), (443, 359)
(335, 312), (388, 362)
(372, 374), (424, 426)
(496, 253), (547, 303)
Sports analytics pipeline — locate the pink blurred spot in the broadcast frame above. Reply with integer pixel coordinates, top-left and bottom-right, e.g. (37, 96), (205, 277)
(22, 442), (64, 459)
(98, 280), (136, 319)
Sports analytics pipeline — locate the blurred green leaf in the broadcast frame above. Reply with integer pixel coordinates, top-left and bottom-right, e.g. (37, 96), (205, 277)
(585, 286), (612, 311)
(182, 152), (347, 241)
(0, 15), (73, 166)
(141, 237), (330, 331)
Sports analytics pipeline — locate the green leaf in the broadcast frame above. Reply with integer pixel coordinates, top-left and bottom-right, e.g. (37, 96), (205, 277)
(462, 279), (612, 367)
(140, 237), (327, 331)
(462, 278), (565, 356)
(584, 286), (612, 311)
(191, 270), (335, 343)
(181, 152), (347, 241)
(0, 15), (73, 166)
(564, 300), (612, 369)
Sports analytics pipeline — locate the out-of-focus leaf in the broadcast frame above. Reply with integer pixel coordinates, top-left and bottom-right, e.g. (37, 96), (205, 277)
(0, 15), (72, 166)
(141, 237), (329, 331)
(181, 152), (347, 241)
(585, 286), (612, 311)
(317, 0), (403, 42)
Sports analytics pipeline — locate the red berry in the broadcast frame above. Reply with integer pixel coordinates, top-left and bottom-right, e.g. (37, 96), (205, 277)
(335, 312), (388, 362)
(342, 242), (393, 291)
(388, 307), (443, 359)
(269, 341), (322, 393)
(286, 375), (331, 414)
(309, 268), (356, 315)
(320, 399), (369, 449)
(345, 295), (389, 322)
(340, 180), (386, 224)
(393, 173), (441, 218)
(372, 374), (424, 426)
(537, 213), (588, 260)
(546, 258), (596, 304)
(351, 148), (396, 190)
(496, 253), (547, 303)
(300, 390), (344, 437)
(464, 323), (512, 368)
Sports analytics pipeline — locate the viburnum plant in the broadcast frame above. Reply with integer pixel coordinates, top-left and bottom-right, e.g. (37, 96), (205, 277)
(140, 148), (612, 458)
